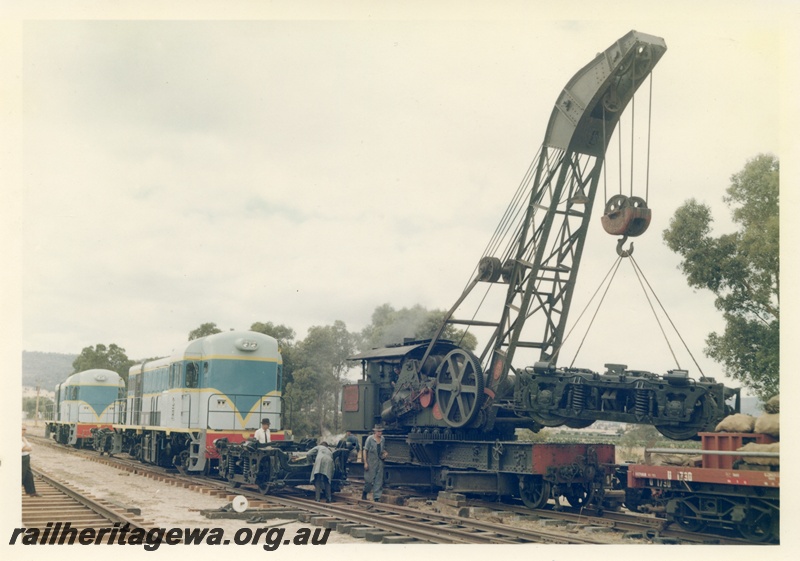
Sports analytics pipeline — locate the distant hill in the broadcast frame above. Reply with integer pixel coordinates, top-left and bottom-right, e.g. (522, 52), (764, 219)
(22, 351), (77, 390)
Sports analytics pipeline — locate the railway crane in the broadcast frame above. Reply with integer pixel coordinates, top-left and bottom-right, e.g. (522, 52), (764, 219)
(342, 31), (740, 507)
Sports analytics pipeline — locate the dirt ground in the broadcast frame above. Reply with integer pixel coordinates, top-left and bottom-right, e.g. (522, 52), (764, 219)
(21, 423), (361, 545)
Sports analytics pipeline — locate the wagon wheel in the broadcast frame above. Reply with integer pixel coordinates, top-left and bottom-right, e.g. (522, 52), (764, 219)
(174, 450), (190, 474)
(673, 501), (705, 533)
(519, 475), (551, 510)
(564, 483), (594, 509)
(655, 394), (716, 440)
(529, 411), (568, 428)
(654, 424), (700, 440)
(435, 349), (485, 428)
(738, 506), (776, 543)
(257, 457), (272, 495)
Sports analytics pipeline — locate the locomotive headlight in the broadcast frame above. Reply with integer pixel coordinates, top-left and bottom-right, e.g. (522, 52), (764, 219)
(235, 338), (259, 351)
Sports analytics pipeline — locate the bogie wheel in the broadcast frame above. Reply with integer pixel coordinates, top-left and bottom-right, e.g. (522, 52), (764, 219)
(655, 395), (716, 441)
(673, 501), (706, 533)
(563, 418), (595, 429)
(519, 476), (551, 510)
(529, 411), (568, 428)
(564, 484), (594, 509)
(174, 450), (190, 474)
(655, 424), (700, 440)
(435, 349), (485, 428)
(738, 507), (777, 543)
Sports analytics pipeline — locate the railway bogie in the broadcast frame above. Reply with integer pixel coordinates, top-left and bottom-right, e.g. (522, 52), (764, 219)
(215, 438), (349, 494)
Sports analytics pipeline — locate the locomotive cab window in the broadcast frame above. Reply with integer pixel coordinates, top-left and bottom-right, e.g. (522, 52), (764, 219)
(186, 362), (199, 388)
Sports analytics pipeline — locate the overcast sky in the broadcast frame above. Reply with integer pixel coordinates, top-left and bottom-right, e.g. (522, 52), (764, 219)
(5, 3), (796, 395)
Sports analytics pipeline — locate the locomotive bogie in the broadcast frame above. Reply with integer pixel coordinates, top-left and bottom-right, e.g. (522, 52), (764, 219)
(215, 439), (349, 494)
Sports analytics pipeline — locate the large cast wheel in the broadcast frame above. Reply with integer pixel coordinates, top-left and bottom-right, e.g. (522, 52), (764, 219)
(519, 476), (551, 510)
(738, 506), (777, 543)
(564, 484), (594, 509)
(435, 349), (485, 428)
(673, 501), (706, 533)
(529, 411), (568, 428)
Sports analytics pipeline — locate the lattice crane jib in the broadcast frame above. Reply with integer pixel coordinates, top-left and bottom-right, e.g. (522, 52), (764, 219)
(346, 31), (736, 440)
(430, 32), (667, 393)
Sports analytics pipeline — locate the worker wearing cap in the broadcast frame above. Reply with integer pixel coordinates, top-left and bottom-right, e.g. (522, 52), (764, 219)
(362, 425), (388, 501)
(254, 418), (271, 444)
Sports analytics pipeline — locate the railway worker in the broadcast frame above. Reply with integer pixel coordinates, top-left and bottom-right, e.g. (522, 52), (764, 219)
(362, 425), (388, 501)
(307, 442), (334, 502)
(21, 426), (41, 497)
(254, 418), (271, 444)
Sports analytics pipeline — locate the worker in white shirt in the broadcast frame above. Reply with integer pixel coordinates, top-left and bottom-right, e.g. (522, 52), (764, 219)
(254, 418), (271, 444)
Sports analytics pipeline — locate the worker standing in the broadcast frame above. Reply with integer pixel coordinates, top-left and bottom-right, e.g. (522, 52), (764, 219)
(362, 425), (388, 501)
(254, 418), (271, 444)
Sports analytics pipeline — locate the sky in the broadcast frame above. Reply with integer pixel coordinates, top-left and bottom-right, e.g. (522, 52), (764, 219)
(3, 2), (797, 396)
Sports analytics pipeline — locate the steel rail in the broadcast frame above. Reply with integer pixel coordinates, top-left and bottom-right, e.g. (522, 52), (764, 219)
(31, 468), (149, 530)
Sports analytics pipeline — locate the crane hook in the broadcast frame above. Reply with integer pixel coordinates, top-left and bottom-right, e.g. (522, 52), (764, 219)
(616, 236), (634, 258)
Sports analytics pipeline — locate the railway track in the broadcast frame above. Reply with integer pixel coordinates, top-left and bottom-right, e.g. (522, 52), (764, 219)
(22, 468), (151, 534)
(26, 436), (757, 545)
(28, 437), (613, 543)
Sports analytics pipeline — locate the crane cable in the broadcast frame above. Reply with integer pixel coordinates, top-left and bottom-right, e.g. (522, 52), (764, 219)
(560, 252), (706, 376)
(627, 254), (706, 376)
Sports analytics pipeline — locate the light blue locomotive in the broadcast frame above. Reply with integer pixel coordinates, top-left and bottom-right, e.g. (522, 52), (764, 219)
(46, 368), (125, 447)
(92, 330), (285, 474)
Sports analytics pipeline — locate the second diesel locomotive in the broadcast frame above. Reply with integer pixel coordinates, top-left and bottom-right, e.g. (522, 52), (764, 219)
(46, 368), (125, 447)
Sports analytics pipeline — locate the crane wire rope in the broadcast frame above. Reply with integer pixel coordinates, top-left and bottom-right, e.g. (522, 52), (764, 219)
(549, 255), (623, 363)
(626, 254), (681, 369)
(630, 56), (636, 198)
(566, 255), (625, 368)
(628, 254), (707, 376)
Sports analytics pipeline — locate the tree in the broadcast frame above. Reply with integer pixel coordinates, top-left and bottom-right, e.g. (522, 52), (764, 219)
(250, 321), (296, 348)
(22, 396), (54, 420)
(72, 343), (135, 384)
(663, 154), (779, 400)
(359, 304), (478, 352)
(295, 321), (357, 434)
(250, 321), (299, 412)
(188, 322), (223, 340)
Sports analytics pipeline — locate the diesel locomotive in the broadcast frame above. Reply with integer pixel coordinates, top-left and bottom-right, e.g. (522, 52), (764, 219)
(46, 368), (125, 447)
(53, 330), (286, 475)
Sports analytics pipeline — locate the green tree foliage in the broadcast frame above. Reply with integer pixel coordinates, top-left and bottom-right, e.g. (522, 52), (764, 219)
(22, 396), (54, 420)
(188, 322), (223, 340)
(250, 321), (296, 348)
(359, 304), (478, 352)
(289, 321), (357, 435)
(663, 154), (779, 400)
(72, 343), (135, 384)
